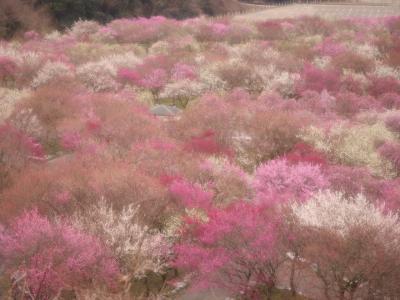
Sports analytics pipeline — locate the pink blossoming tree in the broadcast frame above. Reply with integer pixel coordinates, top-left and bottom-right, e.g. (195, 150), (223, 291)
(253, 158), (329, 204)
(0, 210), (120, 299)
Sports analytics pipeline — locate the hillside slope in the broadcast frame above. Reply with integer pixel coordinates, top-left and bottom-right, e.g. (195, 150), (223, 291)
(0, 0), (242, 38)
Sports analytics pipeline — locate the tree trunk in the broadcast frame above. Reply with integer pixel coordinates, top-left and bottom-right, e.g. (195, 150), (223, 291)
(338, 288), (346, 300)
(289, 257), (297, 297)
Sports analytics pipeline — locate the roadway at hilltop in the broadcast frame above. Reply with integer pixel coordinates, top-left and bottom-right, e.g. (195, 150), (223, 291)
(235, 3), (400, 20)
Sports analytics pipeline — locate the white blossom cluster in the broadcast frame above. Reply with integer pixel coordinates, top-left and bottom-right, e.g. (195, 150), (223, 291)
(68, 20), (101, 39)
(226, 42), (281, 66)
(148, 40), (170, 55)
(256, 64), (277, 86)
(267, 71), (300, 97)
(260, 47), (282, 63)
(300, 122), (397, 177)
(10, 107), (44, 138)
(76, 60), (120, 92)
(194, 55), (206, 65)
(0, 88), (30, 122)
(304, 34), (324, 46)
(199, 68), (227, 92)
(0, 45), (20, 60)
(0, 46), (43, 80)
(18, 52), (43, 73)
(44, 30), (63, 41)
(313, 56), (332, 69)
(212, 58), (266, 93)
(292, 190), (400, 239)
(227, 43), (251, 60)
(374, 64), (400, 80)
(0, 46), (39, 65)
(105, 52), (142, 70)
(76, 53), (141, 92)
(160, 79), (205, 103)
(255, 64), (298, 96)
(352, 43), (381, 60)
(72, 199), (169, 278)
(279, 71), (300, 94)
(31, 61), (73, 89)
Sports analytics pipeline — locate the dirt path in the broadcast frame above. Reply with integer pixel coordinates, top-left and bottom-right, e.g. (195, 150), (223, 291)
(235, 3), (400, 21)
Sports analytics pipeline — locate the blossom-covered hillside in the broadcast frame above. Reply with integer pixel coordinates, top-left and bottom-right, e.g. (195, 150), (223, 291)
(1, 14), (400, 300)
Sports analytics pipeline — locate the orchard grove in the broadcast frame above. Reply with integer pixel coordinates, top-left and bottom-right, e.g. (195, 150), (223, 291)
(1, 14), (400, 300)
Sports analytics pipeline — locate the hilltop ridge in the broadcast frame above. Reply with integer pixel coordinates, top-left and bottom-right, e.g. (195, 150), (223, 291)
(0, 0), (242, 39)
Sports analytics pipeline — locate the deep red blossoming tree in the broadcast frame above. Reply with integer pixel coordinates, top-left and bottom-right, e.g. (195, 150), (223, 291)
(171, 180), (284, 300)
(296, 64), (341, 94)
(174, 201), (282, 300)
(284, 142), (328, 166)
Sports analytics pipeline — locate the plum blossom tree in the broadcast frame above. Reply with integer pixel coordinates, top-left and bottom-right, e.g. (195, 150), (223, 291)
(199, 157), (251, 206)
(73, 199), (169, 277)
(76, 60), (120, 92)
(194, 21), (231, 42)
(256, 20), (284, 40)
(72, 199), (171, 298)
(139, 69), (168, 93)
(296, 63), (341, 94)
(292, 191), (400, 300)
(85, 95), (164, 150)
(331, 51), (374, 74)
(31, 61), (73, 89)
(169, 179), (214, 211)
(379, 93), (400, 109)
(253, 158), (329, 204)
(334, 92), (375, 117)
(171, 95), (239, 156)
(368, 76), (400, 97)
(60, 130), (82, 151)
(378, 141), (400, 175)
(300, 122), (397, 178)
(160, 79), (205, 107)
(283, 142), (328, 166)
(0, 123), (44, 163)
(117, 67), (140, 84)
(171, 63), (197, 81)
(118, 66), (168, 102)
(325, 165), (379, 199)
(314, 38), (346, 57)
(385, 113), (400, 134)
(169, 178), (293, 299)
(174, 200), (282, 300)
(184, 130), (232, 156)
(0, 88), (30, 122)
(0, 123), (44, 189)
(109, 17), (173, 44)
(237, 109), (311, 169)
(0, 56), (18, 84)
(0, 210), (119, 299)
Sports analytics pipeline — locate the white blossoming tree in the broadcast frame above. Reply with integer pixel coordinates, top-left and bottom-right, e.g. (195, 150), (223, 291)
(72, 198), (171, 297)
(160, 79), (205, 107)
(31, 61), (74, 89)
(291, 191), (400, 299)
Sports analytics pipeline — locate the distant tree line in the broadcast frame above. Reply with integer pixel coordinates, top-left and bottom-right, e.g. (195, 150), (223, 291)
(0, 0), (240, 39)
(0, 0), (49, 39)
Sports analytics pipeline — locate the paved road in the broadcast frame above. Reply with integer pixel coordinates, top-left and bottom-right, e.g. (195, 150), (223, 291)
(235, 3), (400, 20)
